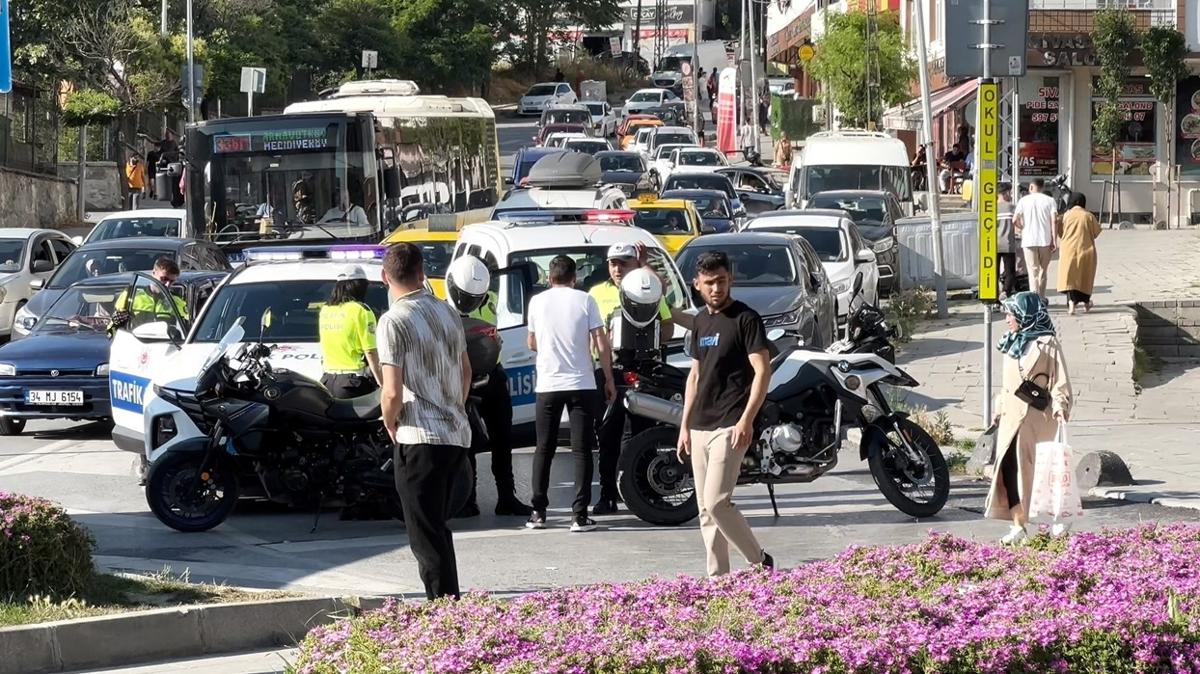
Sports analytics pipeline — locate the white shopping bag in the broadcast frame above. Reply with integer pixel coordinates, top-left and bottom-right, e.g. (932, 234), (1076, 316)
(1028, 424), (1085, 522)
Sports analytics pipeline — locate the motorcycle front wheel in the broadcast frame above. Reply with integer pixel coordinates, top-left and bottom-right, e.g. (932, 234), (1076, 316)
(146, 451), (239, 532)
(617, 426), (698, 526)
(866, 418), (950, 518)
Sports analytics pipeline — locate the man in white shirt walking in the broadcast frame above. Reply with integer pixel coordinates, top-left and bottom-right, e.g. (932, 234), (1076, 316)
(525, 255), (617, 533)
(1013, 178), (1059, 299)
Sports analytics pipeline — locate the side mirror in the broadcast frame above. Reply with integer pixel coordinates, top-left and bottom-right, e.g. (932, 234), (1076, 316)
(682, 332), (696, 358)
(32, 259), (54, 274)
(855, 249), (876, 264)
(30, 278), (45, 291)
(810, 273), (821, 289)
(383, 166), (402, 199)
(700, 223), (717, 234)
(131, 321), (180, 344)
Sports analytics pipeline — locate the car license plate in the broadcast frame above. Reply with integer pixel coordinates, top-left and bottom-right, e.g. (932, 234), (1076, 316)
(25, 390), (84, 406)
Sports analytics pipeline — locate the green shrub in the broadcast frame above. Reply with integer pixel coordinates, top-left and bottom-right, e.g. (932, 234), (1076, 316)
(885, 287), (934, 343)
(0, 492), (95, 600)
(61, 89), (121, 128)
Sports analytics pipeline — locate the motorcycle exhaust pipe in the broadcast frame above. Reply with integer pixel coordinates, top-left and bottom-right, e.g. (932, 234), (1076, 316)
(624, 391), (683, 426)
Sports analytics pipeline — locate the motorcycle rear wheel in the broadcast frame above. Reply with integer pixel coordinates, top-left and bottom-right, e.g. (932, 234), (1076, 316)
(146, 451), (239, 532)
(867, 418), (950, 518)
(618, 426), (698, 526)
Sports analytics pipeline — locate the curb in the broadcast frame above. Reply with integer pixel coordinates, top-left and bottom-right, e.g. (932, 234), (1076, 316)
(1089, 486), (1200, 512)
(0, 595), (387, 674)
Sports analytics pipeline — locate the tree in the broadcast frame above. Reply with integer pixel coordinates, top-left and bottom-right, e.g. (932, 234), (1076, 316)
(808, 11), (914, 128)
(1142, 25), (1190, 226)
(1091, 9), (1140, 221)
(500, 0), (622, 76)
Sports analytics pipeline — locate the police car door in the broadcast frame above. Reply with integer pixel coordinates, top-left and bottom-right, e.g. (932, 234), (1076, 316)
(108, 274), (187, 453)
(491, 264), (536, 426)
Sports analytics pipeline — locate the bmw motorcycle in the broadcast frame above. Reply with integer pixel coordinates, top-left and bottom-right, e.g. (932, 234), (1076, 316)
(617, 276), (950, 525)
(145, 318), (482, 532)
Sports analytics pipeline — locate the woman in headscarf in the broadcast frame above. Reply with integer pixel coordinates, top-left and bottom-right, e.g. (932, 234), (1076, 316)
(1057, 192), (1101, 315)
(984, 291), (1073, 545)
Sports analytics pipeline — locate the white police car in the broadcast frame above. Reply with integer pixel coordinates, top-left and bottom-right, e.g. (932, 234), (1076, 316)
(452, 209), (695, 426)
(108, 244), (394, 460)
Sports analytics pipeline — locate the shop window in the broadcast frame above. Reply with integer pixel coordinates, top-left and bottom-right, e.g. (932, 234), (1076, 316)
(1090, 78), (1157, 180)
(1018, 76), (1061, 179)
(1175, 76), (1200, 179)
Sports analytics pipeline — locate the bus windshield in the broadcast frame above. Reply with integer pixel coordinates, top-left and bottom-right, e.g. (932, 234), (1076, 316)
(186, 115), (380, 246)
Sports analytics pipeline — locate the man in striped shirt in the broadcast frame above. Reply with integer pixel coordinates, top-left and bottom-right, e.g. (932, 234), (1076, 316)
(377, 243), (472, 599)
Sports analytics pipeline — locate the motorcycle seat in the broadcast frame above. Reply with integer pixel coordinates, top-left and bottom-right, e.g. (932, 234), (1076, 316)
(327, 392), (382, 422)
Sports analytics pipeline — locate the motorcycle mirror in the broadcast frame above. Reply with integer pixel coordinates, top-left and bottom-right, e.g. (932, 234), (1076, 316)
(852, 272), (863, 297)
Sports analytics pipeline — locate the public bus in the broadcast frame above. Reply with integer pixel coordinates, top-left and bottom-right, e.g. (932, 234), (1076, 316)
(184, 79), (502, 259)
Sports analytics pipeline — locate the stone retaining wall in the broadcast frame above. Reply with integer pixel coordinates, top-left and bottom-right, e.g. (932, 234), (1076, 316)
(0, 167), (78, 229)
(1134, 300), (1200, 359)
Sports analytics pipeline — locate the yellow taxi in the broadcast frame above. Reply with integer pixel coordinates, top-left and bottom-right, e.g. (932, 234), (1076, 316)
(381, 226), (459, 298)
(628, 194), (703, 257)
(618, 116), (664, 150)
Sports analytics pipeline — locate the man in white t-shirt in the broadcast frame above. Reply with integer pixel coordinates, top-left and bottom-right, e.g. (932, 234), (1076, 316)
(525, 255), (617, 533)
(1012, 177), (1059, 299)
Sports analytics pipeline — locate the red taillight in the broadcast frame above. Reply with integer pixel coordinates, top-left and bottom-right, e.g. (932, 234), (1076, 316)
(584, 209), (636, 224)
(623, 371), (639, 386)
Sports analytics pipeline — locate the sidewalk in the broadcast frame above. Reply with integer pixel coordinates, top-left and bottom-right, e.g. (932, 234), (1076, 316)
(898, 228), (1200, 508)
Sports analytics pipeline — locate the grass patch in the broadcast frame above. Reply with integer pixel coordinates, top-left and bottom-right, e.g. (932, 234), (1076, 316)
(0, 569), (291, 627)
(1133, 343), (1163, 388)
(945, 449), (971, 475)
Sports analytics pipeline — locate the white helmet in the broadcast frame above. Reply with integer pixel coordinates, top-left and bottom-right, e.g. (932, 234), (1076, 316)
(446, 255), (491, 315)
(619, 267), (664, 328)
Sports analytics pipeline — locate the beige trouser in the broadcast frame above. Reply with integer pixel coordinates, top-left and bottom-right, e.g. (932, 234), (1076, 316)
(1023, 246), (1054, 298)
(689, 427), (765, 576)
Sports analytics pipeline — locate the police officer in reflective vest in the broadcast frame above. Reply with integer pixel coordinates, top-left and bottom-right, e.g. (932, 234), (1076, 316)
(318, 265), (382, 398)
(446, 255), (534, 518)
(115, 257), (189, 327)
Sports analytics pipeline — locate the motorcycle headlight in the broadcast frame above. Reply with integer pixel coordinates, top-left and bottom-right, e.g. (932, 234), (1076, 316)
(0, 363), (14, 376)
(96, 363), (110, 377)
(872, 237), (895, 253)
(764, 310), (802, 328)
(832, 279), (851, 294)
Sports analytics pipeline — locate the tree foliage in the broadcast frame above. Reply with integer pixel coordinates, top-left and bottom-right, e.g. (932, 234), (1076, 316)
(808, 11), (915, 128)
(61, 89), (121, 127)
(1142, 26), (1190, 105)
(1091, 9), (1140, 151)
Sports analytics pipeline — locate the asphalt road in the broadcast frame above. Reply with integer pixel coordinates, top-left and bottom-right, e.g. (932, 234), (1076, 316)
(4, 418), (1198, 601)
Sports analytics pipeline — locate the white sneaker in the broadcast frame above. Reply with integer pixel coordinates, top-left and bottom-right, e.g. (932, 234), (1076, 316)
(1000, 525), (1028, 546)
(570, 516), (597, 533)
(1051, 522), (1071, 538)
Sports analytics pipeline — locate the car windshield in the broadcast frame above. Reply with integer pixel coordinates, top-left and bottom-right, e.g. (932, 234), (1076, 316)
(599, 154), (644, 172)
(634, 208), (692, 234)
(802, 165), (912, 200)
(49, 248), (174, 289)
(809, 196), (888, 225)
(545, 109), (590, 125)
(36, 283), (127, 334)
(657, 145), (685, 159)
(679, 151), (721, 166)
(665, 174), (733, 197)
(194, 279), (389, 343)
(88, 217), (181, 242)
(509, 246), (685, 311)
(677, 244), (799, 286)
(654, 133), (694, 147)
(585, 103), (605, 116)
(0, 239), (25, 273)
(527, 85), (556, 96)
(630, 92), (660, 103)
(692, 197), (729, 218)
(757, 226), (847, 262)
(417, 241), (455, 279)
(566, 141), (607, 155)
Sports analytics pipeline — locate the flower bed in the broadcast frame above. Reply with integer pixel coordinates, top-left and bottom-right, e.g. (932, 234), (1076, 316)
(0, 491), (94, 599)
(292, 524), (1200, 674)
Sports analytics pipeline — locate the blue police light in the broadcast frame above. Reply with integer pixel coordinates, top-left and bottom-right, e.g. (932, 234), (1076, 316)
(241, 245), (387, 262)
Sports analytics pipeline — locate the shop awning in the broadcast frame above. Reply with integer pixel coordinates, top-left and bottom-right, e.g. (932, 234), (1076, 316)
(883, 80), (978, 132)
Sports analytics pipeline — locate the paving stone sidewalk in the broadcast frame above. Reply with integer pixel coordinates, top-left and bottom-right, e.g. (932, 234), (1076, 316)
(898, 228), (1200, 508)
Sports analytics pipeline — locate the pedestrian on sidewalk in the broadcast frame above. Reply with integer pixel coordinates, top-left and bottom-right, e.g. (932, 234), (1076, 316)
(677, 251), (774, 576)
(125, 155), (146, 209)
(996, 183), (1018, 299)
(773, 132), (791, 170)
(1013, 178), (1058, 300)
(985, 291), (1072, 546)
(1057, 192), (1101, 315)
(707, 70), (718, 109)
(377, 243), (472, 600)
(525, 255), (616, 532)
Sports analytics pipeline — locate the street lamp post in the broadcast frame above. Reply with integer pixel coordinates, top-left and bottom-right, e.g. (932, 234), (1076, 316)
(186, 0), (196, 125)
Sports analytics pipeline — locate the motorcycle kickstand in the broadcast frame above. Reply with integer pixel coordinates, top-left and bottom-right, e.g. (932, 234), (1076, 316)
(767, 482), (780, 519)
(310, 495), (324, 534)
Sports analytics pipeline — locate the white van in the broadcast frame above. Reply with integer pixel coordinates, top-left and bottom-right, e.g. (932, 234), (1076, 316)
(786, 130), (914, 215)
(651, 42), (730, 92)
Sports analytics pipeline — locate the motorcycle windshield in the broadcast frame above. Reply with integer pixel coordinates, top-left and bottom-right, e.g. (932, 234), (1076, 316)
(200, 317), (246, 375)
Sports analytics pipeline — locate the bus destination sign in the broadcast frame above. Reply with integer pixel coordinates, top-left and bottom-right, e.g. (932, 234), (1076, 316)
(213, 126), (335, 154)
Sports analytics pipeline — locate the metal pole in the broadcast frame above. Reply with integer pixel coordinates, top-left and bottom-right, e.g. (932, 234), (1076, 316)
(749, 0), (760, 155)
(76, 126), (86, 222)
(161, 0), (168, 152)
(634, 0), (643, 57)
(913, 0), (948, 319)
(186, 0), (196, 125)
(692, 0), (701, 131)
(980, 0), (994, 424)
(247, 91), (253, 117)
(740, 0), (748, 132)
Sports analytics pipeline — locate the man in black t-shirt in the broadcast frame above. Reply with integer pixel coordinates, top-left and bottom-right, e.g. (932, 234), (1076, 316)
(677, 251), (774, 576)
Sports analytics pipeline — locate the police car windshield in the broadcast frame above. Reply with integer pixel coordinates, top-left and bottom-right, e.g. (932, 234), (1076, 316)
(89, 217), (180, 242)
(0, 239), (25, 273)
(193, 279), (389, 343)
(508, 246), (685, 310)
(49, 248), (175, 289)
(37, 284), (126, 334)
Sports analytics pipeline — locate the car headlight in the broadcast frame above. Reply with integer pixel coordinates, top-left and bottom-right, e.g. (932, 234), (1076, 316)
(96, 363), (110, 376)
(764, 310), (802, 328)
(832, 279), (851, 294)
(0, 286), (7, 303)
(872, 237), (896, 253)
(0, 363), (14, 376)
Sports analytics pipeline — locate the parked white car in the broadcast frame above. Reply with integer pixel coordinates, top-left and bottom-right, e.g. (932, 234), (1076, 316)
(0, 229), (76, 337)
(742, 211), (880, 321)
(544, 132), (589, 149)
(584, 100), (618, 137)
(623, 88), (679, 116)
(519, 82), (577, 115)
(79, 208), (188, 245)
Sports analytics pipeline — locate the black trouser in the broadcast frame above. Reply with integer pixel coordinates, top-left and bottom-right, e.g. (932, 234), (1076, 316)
(1065, 289), (1091, 305)
(394, 443), (468, 600)
(531, 389), (600, 516)
(321, 372), (377, 399)
(998, 252), (1018, 298)
(1000, 438), (1020, 508)
(594, 370), (646, 502)
(467, 364), (519, 502)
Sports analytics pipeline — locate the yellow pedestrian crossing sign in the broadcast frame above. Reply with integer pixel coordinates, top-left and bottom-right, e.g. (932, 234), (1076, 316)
(977, 81), (999, 301)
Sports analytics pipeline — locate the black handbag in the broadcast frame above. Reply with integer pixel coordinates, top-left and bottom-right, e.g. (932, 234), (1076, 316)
(1015, 356), (1052, 411)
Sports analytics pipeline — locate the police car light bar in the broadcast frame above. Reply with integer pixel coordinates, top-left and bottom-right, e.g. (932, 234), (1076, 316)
(495, 209), (635, 227)
(242, 245), (387, 262)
